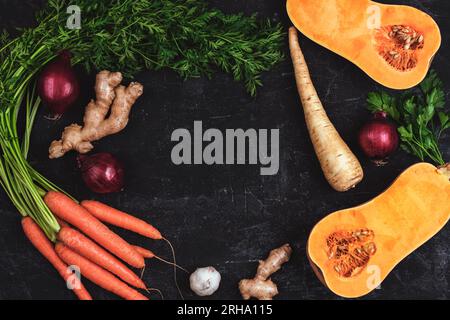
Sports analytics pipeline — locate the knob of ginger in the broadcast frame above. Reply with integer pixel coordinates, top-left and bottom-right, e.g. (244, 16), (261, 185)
(49, 70), (143, 159)
(239, 243), (292, 300)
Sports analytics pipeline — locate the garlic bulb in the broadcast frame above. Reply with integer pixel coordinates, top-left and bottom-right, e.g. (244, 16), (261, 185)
(189, 266), (221, 296)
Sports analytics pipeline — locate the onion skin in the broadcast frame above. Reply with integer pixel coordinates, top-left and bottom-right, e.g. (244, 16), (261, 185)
(358, 112), (399, 161)
(37, 50), (79, 118)
(77, 153), (125, 194)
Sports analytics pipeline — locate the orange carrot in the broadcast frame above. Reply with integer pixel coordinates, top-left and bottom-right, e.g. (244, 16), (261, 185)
(44, 191), (144, 268)
(58, 227), (146, 289)
(133, 245), (155, 259)
(55, 243), (148, 300)
(79, 199), (186, 298)
(21, 217), (92, 300)
(81, 200), (162, 239)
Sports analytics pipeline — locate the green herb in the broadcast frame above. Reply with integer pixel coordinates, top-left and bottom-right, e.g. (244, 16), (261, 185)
(1, 0), (284, 100)
(0, 0), (284, 239)
(367, 70), (449, 165)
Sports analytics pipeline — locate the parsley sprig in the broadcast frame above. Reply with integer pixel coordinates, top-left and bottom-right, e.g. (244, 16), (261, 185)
(367, 71), (449, 165)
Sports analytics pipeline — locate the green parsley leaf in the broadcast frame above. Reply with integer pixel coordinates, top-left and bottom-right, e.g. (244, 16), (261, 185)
(366, 70), (449, 165)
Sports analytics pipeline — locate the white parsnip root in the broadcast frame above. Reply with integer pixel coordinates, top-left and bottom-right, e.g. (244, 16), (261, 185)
(289, 27), (363, 192)
(49, 70), (143, 159)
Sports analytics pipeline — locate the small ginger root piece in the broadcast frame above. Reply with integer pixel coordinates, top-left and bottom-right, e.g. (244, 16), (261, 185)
(49, 70), (143, 158)
(239, 243), (292, 300)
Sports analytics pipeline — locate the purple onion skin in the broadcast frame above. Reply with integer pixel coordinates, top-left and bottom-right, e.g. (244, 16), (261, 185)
(358, 112), (399, 160)
(37, 50), (79, 117)
(77, 153), (125, 194)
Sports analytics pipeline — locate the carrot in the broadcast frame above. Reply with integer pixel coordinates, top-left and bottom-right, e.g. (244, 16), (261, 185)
(81, 200), (162, 239)
(44, 191), (144, 268)
(80, 199), (185, 298)
(133, 245), (155, 259)
(21, 217), (92, 300)
(288, 27), (364, 192)
(55, 243), (148, 300)
(58, 227), (146, 289)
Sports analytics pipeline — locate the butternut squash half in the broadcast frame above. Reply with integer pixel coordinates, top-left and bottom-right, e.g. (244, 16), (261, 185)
(286, 0), (441, 89)
(307, 163), (450, 298)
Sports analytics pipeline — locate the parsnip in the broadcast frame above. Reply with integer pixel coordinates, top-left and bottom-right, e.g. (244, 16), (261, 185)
(289, 27), (363, 192)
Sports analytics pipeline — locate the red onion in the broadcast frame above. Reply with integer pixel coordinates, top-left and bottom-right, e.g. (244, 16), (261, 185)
(77, 153), (125, 194)
(358, 112), (399, 163)
(37, 50), (79, 119)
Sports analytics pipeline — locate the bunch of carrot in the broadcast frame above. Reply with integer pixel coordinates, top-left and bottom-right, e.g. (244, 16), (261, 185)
(22, 190), (168, 300)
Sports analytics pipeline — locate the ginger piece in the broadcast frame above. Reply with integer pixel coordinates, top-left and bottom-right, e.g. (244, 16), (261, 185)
(49, 70), (143, 158)
(239, 243), (292, 300)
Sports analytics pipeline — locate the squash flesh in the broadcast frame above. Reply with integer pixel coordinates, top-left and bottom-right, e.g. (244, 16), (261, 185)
(308, 163), (450, 298)
(286, 0), (441, 89)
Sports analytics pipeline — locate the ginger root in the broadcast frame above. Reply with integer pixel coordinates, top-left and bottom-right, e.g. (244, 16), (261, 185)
(49, 70), (143, 159)
(239, 243), (292, 300)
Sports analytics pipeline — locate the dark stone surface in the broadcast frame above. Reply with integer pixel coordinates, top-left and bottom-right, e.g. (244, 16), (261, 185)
(0, 0), (448, 300)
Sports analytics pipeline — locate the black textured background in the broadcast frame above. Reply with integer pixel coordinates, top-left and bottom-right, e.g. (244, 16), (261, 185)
(0, 0), (448, 300)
